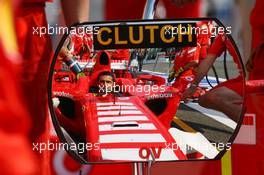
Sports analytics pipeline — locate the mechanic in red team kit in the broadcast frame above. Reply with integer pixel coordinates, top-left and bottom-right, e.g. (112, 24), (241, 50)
(105, 0), (201, 20)
(246, 0), (264, 80)
(69, 33), (93, 61)
(168, 45), (201, 93)
(111, 49), (131, 78)
(0, 1), (40, 174)
(196, 21), (213, 61)
(183, 33), (243, 122)
(0, 4), (37, 172)
(167, 21), (212, 93)
(15, 0), (89, 174)
(54, 33), (93, 72)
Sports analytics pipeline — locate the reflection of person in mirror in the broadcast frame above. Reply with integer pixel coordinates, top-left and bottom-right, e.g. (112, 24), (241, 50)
(183, 33), (243, 122)
(137, 48), (147, 72)
(168, 45), (200, 93)
(69, 33), (93, 61)
(111, 49), (130, 61)
(97, 71), (115, 94)
(59, 47), (84, 79)
(111, 49), (130, 78)
(168, 21), (212, 94)
(55, 35), (93, 72)
(93, 71), (123, 97)
(196, 21), (213, 61)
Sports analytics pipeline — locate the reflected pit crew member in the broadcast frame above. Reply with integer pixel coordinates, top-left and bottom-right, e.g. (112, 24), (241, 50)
(59, 46), (86, 79)
(167, 21), (212, 94)
(59, 48), (120, 97)
(55, 34), (93, 71)
(111, 49), (131, 78)
(168, 45), (201, 93)
(197, 21), (213, 60)
(137, 48), (147, 72)
(183, 34), (243, 122)
(69, 33), (93, 61)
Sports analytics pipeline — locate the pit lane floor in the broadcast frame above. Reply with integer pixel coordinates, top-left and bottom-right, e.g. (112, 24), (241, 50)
(173, 103), (234, 145)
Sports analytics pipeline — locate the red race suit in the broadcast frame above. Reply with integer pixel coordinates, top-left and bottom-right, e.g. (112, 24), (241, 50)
(249, 0), (264, 80)
(173, 45), (201, 92)
(15, 0), (53, 174)
(105, 0), (201, 20)
(0, 0), (38, 174)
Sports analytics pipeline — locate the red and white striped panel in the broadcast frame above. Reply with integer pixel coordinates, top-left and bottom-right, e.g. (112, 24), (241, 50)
(94, 99), (185, 161)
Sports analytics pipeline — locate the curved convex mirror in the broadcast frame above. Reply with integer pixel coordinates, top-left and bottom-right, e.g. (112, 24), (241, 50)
(48, 19), (245, 163)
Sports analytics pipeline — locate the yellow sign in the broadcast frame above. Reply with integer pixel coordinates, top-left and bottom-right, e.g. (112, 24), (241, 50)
(93, 23), (197, 50)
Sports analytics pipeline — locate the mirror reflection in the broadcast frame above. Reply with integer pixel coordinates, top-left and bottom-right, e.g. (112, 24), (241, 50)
(49, 19), (245, 163)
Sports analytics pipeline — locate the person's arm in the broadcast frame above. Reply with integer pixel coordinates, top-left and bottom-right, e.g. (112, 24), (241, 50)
(182, 60), (199, 72)
(190, 34), (225, 85)
(61, 0), (89, 26)
(192, 54), (216, 85)
(235, 0), (255, 62)
(182, 54), (217, 99)
(174, 60), (199, 77)
(177, 45), (201, 76)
